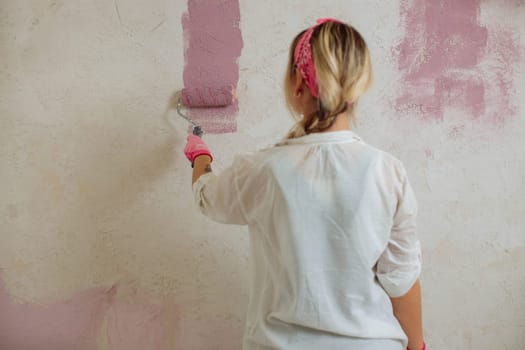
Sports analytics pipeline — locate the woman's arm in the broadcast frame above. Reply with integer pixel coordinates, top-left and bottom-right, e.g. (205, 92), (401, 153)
(390, 279), (425, 350)
(192, 155), (212, 185)
(187, 142), (248, 225)
(184, 134), (214, 186)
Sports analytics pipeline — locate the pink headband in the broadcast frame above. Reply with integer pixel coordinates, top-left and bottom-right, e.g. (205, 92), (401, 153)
(294, 18), (342, 98)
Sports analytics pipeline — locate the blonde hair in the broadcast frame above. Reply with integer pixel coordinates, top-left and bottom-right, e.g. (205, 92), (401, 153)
(284, 21), (373, 139)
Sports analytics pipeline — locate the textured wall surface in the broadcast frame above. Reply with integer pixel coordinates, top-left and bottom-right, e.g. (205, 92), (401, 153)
(1, 0), (524, 349)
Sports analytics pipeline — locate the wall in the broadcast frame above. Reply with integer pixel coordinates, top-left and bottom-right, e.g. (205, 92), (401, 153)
(1, 0), (524, 349)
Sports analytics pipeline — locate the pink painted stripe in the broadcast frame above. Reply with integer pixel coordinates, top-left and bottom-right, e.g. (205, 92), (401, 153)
(181, 0), (243, 134)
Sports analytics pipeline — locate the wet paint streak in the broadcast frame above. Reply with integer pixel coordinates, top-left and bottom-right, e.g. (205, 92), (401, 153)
(182, 0), (243, 134)
(395, 0), (521, 124)
(0, 276), (115, 350)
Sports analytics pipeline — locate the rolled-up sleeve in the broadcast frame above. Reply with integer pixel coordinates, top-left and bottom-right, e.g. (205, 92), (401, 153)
(192, 154), (254, 225)
(376, 164), (422, 298)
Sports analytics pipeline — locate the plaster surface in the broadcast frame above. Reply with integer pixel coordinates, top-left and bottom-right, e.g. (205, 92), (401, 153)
(1, 1), (524, 349)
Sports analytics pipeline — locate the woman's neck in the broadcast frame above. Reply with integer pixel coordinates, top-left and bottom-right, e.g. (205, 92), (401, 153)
(320, 112), (351, 132)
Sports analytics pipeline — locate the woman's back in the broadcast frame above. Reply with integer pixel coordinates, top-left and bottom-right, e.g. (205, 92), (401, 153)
(193, 130), (420, 349)
(244, 131), (418, 349)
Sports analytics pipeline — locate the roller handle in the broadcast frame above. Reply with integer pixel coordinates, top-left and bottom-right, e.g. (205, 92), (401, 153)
(192, 125), (203, 138)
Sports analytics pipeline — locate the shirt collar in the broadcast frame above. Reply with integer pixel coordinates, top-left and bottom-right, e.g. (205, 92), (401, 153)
(278, 130), (363, 145)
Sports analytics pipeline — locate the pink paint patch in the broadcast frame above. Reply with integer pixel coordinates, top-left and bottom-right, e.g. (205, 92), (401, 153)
(483, 28), (522, 124)
(394, 0), (522, 124)
(0, 276), (114, 350)
(182, 0), (243, 134)
(106, 295), (167, 350)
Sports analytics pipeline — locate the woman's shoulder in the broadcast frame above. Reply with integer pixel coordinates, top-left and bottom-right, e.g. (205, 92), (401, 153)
(228, 142), (299, 178)
(368, 144), (403, 165)
(228, 144), (279, 171)
(357, 142), (409, 178)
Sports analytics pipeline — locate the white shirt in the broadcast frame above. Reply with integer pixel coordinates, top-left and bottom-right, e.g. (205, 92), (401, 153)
(193, 130), (422, 350)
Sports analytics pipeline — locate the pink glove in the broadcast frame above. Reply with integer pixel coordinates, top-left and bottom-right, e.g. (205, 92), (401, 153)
(184, 135), (213, 164)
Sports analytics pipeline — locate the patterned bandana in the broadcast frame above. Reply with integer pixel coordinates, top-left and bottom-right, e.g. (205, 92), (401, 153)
(293, 18), (341, 98)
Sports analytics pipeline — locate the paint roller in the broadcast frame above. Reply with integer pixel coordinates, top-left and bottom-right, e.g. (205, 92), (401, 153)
(176, 85), (235, 137)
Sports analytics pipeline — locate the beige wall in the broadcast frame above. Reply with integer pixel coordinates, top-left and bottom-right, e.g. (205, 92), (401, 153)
(1, 0), (524, 349)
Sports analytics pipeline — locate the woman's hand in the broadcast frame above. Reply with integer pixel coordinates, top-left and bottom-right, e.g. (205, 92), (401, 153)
(184, 135), (213, 185)
(184, 135), (213, 165)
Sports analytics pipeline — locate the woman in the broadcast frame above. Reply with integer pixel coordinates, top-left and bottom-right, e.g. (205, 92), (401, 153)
(184, 18), (425, 350)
